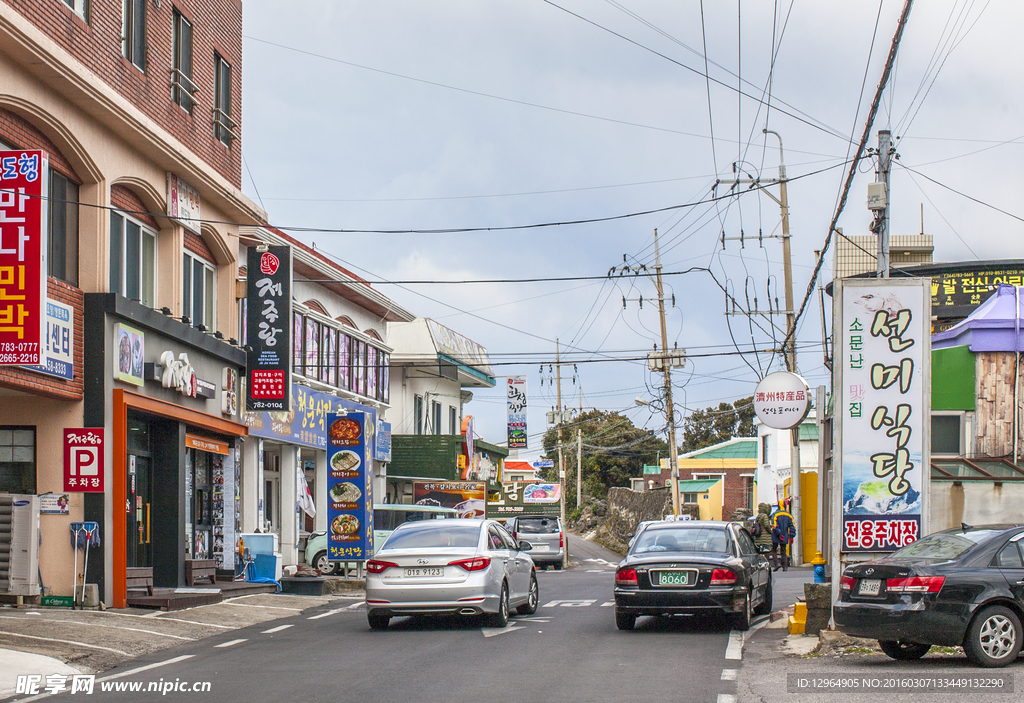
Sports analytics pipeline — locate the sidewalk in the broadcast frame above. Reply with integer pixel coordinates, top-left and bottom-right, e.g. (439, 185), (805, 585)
(0, 590), (363, 694)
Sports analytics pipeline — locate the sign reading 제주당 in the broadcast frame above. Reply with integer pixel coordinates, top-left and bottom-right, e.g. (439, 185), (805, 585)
(836, 278), (930, 553)
(245, 245), (292, 412)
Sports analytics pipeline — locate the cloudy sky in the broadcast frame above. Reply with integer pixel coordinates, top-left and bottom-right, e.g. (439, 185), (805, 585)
(239, 0), (1024, 460)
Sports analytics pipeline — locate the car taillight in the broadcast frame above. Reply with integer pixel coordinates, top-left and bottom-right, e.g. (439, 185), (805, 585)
(615, 568), (638, 586)
(559, 532), (564, 548)
(449, 557), (491, 572)
(512, 532), (517, 541)
(840, 575), (855, 591)
(887, 576), (945, 594)
(366, 559), (398, 574)
(710, 568), (737, 586)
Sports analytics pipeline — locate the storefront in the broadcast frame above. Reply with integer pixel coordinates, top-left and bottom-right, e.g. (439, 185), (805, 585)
(84, 294), (247, 608)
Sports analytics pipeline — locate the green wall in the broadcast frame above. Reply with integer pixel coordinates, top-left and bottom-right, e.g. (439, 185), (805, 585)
(932, 345), (975, 411)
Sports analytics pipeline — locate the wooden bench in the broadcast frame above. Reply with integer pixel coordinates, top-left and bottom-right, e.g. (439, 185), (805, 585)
(185, 559), (218, 587)
(126, 567), (154, 596)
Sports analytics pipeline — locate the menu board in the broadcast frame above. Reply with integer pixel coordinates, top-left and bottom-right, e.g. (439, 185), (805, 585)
(326, 412), (373, 561)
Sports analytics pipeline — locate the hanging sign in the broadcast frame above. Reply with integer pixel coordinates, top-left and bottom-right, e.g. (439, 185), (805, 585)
(21, 299), (74, 379)
(836, 279), (930, 553)
(753, 371), (810, 429)
(325, 412), (373, 561)
(245, 245), (292, 412)
(166, 172), (202, 235)
(64, 428), (104, 492)
(0, 150), (47, 365)
(507, 375), (528, 449)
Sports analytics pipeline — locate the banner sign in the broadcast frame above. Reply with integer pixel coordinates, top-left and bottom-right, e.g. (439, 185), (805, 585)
(752, 371), (810, 429)
(245, 245), (292, 412)
(0, 150), (47, 365)
(244, 382), (376, 452)
(113, 322), (144, 386)
(375, 419), (392, 462)
(412, 481), (486, 518)
(507, 375), (528, 449)
(488, 481), (561, 517)
(837, 279), (930, 552)
(64, 428), (104, 492)
(325, 411), (373, 560)
(22, 299), (73, 379)
(40, 493), (70, 514)
(166, 172), (202, 235)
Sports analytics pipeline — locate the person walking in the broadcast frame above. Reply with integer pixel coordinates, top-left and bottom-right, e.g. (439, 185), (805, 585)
(754, 502), (774, 564)
(772, 505), (796, 571)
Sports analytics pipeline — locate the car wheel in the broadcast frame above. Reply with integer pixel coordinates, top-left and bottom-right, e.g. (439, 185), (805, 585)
(615, 610), (636, 631)
(313, 551), (334, 574)
(730, 590), (752, 631)
(753, 580), (773, 617)
(879, 640), (931, 660)
(367, 612), (390, 631)
(486, 583), (510, 627)
(964, 605), (1022, 667)
(517, 573), (539, 615)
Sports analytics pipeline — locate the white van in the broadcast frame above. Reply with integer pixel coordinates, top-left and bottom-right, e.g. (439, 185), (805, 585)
(305, 503), (458, 573)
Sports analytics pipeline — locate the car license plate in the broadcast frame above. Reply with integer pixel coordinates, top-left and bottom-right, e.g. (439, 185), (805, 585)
(404, 567), (443, 577)
(532, 544), (549, 551)
(858, 579), (881, 596)
(654, 570), (694, 586)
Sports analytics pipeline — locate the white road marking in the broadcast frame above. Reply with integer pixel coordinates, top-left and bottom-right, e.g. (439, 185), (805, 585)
(586, 569), (606, 573)
(130, 615), (232, 628)
(721, 669), (738, 681)
(308, 608), (346, 620)
(97, 655), (195, 682)
(600, 601), (615, 607)
(481, 625), (524, 638)
(344, 601), (365, 611)
(542, 599), (596, 608)
(220, 601), (302, 611)
(585, 558), (614, 566)
(725, 631), (745, 660)
(0, 630), (130, 655)
(261, 624), (294, 634)
(214, 638), (247, 648)
(0, 615), (194, 640)
(517, 617), (551, 622)
(717, 695), (737, 703)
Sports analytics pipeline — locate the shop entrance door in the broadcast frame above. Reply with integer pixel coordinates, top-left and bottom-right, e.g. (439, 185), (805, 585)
(126, 455), (152, 568)
(189, 450), (214, 559)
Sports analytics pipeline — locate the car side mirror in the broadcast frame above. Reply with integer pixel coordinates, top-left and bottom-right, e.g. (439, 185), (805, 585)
(518, 540), (533, 551)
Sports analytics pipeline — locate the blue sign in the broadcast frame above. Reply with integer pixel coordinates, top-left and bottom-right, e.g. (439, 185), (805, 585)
(375, 420), (392, 462)
(22, 300), (74, 379)
(532, 460), (554, 468)
(326, 412), (373, 560)
(243, 383), (377, 454)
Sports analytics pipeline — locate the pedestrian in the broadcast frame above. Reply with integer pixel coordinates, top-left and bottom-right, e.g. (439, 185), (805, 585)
(772, 505), (796, 571)
(754, 502), (774, 562)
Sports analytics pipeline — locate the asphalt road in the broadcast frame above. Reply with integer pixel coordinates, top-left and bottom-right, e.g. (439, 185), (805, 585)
(23, 536), (765, 703)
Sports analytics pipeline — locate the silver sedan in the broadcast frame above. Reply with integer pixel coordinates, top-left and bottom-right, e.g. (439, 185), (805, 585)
(365, 518), (540, 630)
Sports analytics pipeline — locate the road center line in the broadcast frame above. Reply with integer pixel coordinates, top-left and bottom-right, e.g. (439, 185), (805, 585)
(97, 655), (196, 682)
(220, 601), (303, 611)
(308, 608), (345, 619)
(214, 638), (247, 648)
(725, 631), (745, 660)
(717, 695), (737, 703)
(721, 669), (738, 681)
(261, 624), (294, 634)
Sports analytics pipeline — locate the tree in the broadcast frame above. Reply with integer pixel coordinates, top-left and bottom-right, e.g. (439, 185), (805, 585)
(537, 409), (668, 507)
(681, 395), (755, 453)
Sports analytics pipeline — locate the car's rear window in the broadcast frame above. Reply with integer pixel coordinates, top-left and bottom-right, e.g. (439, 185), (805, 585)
(517, 518), (559, 534)
(889, 530), (1005, 561)
(632, 527), (730, 554)
(381, 523), (480, 550)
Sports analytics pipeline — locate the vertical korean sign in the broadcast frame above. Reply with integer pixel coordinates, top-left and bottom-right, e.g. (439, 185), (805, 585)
(245, 246), (292, 412)
(0, 150), (47, 365)
(64, 428), (104, 492)
(507, 375), (528, 449)
(837, 279), (930, 553)
(325, 412), (373, 561)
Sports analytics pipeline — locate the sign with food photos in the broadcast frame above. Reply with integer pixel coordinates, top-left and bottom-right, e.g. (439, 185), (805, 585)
(0, 150), (47, 365)
(325, 411), (373, 561)
(245, 245), (292, 412)
(837, 279), (930, 553)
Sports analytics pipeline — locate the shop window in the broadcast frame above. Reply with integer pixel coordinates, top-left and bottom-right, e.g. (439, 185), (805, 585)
(182, 252), (215, 329)
(213, 54), (237, 145)
(109, 211), (156, 307)
(414, 395), (423, 435)
(172, 9), (196, 113)
(367, 347), (378, 398)
(381, 352), (390, 403)
(0, 427), (35, 494)
(449, 407), (457, 435)
(48, 170), (79, 286)
(431, 401), (441, 435)
(292, 313), (303, 375)
(355, 339), (367, 396)
(304, 318), (320, 380)
(338, 331), (351, 390)
(932, 413), (963, 456)
(122, 0), (145, 71)
(325, 326), (337, 386)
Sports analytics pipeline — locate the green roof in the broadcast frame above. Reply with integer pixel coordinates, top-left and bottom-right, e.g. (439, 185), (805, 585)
(642, 464), (662, 475)
(675, 479), (721, 492)
(683, 438), (757, 459)
(799, 423), (818, 441)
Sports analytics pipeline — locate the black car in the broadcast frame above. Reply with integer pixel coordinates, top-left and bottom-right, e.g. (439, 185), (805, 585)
(834, 524), (1024, 668)
(613, 521), (772, 631)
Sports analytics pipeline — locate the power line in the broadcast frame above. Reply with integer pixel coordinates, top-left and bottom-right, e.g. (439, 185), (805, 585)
(295, 266), (709, 286)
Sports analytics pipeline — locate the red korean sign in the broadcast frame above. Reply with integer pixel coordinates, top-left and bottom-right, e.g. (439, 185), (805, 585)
(0, 150), (47, 365)
(64, 428), (104, 492)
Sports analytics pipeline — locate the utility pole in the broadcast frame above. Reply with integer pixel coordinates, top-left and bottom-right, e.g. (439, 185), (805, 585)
(577, 386), (583, 508)
(876, 129), (893, 278)
(653, 230), (682, 517)
(555, 339), (567, 569)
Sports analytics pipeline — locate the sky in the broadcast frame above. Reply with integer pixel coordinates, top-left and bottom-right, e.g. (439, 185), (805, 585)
(239, 0), (1024, 462)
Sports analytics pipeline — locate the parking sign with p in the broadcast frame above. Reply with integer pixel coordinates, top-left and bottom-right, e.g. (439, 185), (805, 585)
(64, 428), (104, 492)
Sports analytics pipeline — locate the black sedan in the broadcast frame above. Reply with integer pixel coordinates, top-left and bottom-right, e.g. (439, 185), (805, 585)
(834, 524), (1024, 667)
(613, 521), (772, 631)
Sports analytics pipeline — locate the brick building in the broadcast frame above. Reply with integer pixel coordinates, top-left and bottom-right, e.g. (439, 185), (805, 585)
(0, 0), (263, 606)
(656, 438), (758, 520)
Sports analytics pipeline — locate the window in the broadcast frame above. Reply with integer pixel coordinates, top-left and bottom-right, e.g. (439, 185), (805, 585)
(761, 435), (769, 464)
(931, 414), (963, 455)
(0, 427), (35, 494)
(414, 395), (423, 435)
(994, 542), (1023, 569)
(64, 0), (88, 20)
(172, 9), (195, 113)
(213, 54), (236, 144)
(325, 327), (337, 386)
(48, 171), (79, 286)
(292, 313), (303, 374)
(122, 0), (145, 71)
(338, 332), (351, 390)
(367, 347), (378, 398)
(381, 352), (390, 403)
(182, 252), (215, 329)
(109, 211), (155, 307)
(304, 318), (320, 379)
(682, 492), (698, 504)
(449, 407), (457, 435)
(432, 401), (441, 435)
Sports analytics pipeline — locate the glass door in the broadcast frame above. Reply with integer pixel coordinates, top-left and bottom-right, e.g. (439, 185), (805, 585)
(126, 455), (152, 567)
(190, 450), (213, 559)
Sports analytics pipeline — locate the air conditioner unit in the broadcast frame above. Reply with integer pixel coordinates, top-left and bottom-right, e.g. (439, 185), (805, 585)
(0, 494), (40, 596)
